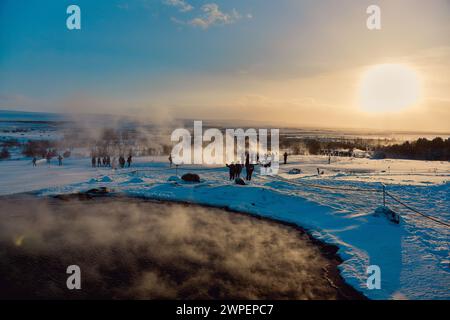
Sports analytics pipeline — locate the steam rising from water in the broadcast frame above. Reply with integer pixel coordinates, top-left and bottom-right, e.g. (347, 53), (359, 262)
(0, 196), (342, 299)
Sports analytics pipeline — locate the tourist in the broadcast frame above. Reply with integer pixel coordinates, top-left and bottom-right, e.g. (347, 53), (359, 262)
(246, 164), (255, 181)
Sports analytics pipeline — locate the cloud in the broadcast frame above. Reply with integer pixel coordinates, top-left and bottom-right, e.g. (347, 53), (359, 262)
(189, 4), (241, 29)
(164, 0), (193, 12)
(170, 3), (244, 29)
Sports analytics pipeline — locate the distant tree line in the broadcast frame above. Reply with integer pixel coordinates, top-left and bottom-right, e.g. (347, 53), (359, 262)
(280, 137), (374, 155)
(375, 137), (450, 161)
(22, 140), (58, 158)
(0, 147), (10, 160)
(0, 138), (20, 160)
(280, 136), (449, 160)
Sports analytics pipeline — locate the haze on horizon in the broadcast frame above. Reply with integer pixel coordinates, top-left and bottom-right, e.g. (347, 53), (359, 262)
(0, 0), (449, 132)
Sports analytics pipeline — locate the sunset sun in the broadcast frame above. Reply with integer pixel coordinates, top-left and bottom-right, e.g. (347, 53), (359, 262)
(358, 64), (422, 113)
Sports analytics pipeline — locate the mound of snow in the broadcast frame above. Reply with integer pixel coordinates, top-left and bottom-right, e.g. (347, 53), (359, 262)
(127, 177), (144, 184)
(99, 176), (113, 182)
(89, 176), (113, 183)
(167, 176), (181, 182)
(374, 206), (400, 224)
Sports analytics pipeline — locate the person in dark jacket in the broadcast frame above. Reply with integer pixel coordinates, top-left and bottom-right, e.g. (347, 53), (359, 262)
(92, 156), (96, 167)
(119, 156), (125, 168)
(283, 152), (288, 164)
(226, 163), (236, 180)
(235, 163), (243, 178)
(97, 157), (102, 167)
(245, 164), (255, 181)
(58, 155), (63, 166)
(32, 157), (37, 167)
(127, 155), (132, 167)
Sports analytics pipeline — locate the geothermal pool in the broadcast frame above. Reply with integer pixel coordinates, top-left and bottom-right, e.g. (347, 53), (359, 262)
(0, 195), (363, 299)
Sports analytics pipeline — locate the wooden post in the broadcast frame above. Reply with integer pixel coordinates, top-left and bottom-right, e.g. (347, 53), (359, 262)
(382, 184), (386, 207)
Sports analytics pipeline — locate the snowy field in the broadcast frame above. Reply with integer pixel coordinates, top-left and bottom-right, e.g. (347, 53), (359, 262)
(0, 154), (448, 300)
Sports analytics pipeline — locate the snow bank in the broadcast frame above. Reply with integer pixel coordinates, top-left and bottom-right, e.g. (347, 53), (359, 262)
(1, 156), (449, 299)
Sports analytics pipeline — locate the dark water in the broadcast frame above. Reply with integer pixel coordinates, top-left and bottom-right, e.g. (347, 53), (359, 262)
(0, 195), (363, 300)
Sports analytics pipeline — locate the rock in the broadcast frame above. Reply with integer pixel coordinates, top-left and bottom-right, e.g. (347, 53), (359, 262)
(234, 178), (246, 185)
(53, 187), (111, 201)
(86, 187), (111, 195)
(181, 173), (200, 183)
(288, 168), (301, 174)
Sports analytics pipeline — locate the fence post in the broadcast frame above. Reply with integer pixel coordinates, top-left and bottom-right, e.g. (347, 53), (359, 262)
(382, 183), (386, 207)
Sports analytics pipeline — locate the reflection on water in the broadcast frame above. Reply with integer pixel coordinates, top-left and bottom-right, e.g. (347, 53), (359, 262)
(0, 195), (362, 299)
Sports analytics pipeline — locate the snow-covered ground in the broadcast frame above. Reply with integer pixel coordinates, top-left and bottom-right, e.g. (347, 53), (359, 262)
(0, 155), (449, 300)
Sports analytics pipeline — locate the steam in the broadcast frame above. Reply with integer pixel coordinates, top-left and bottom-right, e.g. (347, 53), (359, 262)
(0, 196), (339, 299)
(55, 111), (182, 157)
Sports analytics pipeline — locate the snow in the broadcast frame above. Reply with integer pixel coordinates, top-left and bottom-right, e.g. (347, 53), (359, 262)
(0, 155), (448, 300)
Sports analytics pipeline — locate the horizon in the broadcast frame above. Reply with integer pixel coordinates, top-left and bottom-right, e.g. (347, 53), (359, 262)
(1, 108), (450, 136)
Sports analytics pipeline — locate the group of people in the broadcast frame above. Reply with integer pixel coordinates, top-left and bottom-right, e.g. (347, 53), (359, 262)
(226, 153), (256, 181)
(32, 154), (63, 166)
(225, 152), (292, 182)
(92, 155), (112, 167)
(91, 155), (132, 169)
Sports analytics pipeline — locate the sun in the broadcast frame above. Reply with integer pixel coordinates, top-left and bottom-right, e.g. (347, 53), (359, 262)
(358, 64), (422, 113)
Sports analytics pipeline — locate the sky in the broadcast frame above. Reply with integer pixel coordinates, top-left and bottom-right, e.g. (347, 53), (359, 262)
(0, 0), (449, 132)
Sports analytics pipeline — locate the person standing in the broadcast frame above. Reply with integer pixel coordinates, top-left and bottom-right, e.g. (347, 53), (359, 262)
(245, 164), (254, 181)
(127, 155), (132, 168)
(235, 163), (242, 178)
(32, 157), (37, 167)
(226, 163), (235, 180)
(58, 155), (63, 166)
(283, 152), (288, 165)
(92, 156), (96, 168)
(111, 157), (117, 170)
